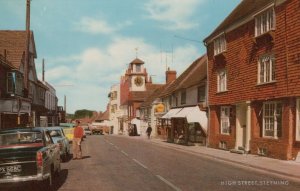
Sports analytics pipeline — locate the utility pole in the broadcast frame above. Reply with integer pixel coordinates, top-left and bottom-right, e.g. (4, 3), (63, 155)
(24, 0), (31, 97)
(42, 58), (45, 81)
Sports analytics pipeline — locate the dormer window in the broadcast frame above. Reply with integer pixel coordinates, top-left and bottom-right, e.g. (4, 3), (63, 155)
(214, 34), (226, 56)
(255, 8), (275, 37)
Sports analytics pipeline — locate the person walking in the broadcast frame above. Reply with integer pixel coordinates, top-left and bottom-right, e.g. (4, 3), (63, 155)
(73, 120), (84, 160)
(146, 125), (152, 139)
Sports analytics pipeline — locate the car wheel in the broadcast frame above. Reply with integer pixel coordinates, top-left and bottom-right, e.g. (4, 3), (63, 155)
(39, 166), (54, 191)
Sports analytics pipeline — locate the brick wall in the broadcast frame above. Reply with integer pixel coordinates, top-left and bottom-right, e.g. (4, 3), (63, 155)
(208, 105), (236, 150)
(207, 0), (300, 159)
(207, 0), (300, 105)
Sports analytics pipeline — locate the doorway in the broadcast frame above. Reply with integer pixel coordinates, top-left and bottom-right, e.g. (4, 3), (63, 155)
(236, 104), (247, 150)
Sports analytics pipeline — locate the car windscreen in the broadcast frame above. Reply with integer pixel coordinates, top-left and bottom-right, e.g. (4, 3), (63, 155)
(49, 130), (62, 137)
(0, 131), (43, 147)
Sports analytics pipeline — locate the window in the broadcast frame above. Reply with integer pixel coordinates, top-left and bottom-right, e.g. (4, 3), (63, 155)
(217, 69), (227, 92)
(258, 54), (275, 84)
(136, 65), (141, 72)
(181, 90), (186, 105)
(220, 106), (230, 135)
(296, 99), (300, 141)
(197, 86), (206, 102)
(7, 71), (23, 96)
(214, 34), (226, 56)
(255, 8), (275, 37)
(263, 102), (282, 138)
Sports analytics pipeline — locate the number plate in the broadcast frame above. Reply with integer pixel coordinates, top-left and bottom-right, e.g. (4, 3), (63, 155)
(0, 165), (22, 173)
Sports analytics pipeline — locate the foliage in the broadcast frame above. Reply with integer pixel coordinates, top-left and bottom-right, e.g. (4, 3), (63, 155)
(73, 109), (95, 119)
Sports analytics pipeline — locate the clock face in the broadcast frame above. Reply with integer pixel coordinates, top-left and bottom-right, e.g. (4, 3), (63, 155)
(134, 76), (143, 87)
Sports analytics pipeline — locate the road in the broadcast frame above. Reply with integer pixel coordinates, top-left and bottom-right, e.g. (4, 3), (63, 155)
(5, 135), (300, 191)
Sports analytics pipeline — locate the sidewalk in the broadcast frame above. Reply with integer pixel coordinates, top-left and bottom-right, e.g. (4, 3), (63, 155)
(135, 136), (300, 183)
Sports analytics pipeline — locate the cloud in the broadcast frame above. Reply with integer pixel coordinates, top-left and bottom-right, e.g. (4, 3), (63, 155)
(44, 36), (200, 113)
(145, 0), (204, 30)
(74, 17), (132, 34)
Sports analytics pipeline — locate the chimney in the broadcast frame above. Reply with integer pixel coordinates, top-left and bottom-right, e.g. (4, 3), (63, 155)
(165, 67), (176, 84)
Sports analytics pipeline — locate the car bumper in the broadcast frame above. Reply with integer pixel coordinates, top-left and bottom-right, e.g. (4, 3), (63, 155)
(0, 173), (50, 184)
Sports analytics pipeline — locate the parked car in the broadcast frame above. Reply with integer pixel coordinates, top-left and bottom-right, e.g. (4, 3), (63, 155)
(84, 127), (92, 136)
(91, 126), (103, 135)
(46, 127), (71, 162)
(0, 127), (61, 189)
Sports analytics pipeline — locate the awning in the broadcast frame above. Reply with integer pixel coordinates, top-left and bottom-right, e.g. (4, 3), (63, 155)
(172, 106), (208, 134)
(161, 108), (182, 119)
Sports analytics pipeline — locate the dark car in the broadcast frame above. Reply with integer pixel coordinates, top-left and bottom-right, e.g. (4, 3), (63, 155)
(0, 127), (61, 189)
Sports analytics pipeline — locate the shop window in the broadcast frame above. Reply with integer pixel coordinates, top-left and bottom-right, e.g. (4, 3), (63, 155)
(197, 86), (206, 103)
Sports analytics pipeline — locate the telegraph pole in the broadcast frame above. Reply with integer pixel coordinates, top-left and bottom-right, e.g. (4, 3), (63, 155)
(24, 0), (31, 97)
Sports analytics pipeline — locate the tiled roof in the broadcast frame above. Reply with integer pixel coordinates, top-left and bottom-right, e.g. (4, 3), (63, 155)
(130, 58), (144, 65)
(159, 54), (207, 98)
(176, 55), (207, 90)
(204, 0), (273, 42)
(0, 30), (37, 69)
(140, 85), (165, 108)
(97, 110), (109, 121)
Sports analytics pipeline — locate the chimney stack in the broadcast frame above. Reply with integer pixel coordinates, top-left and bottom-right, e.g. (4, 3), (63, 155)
(165, 67), (176, 84)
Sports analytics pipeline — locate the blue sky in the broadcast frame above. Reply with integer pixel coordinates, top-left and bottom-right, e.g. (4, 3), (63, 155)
(0, 0), (240, 113)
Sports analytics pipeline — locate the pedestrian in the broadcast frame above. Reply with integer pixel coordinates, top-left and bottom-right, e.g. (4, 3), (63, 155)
(146, 125), (152, 139)
(73, 120), (84, 160)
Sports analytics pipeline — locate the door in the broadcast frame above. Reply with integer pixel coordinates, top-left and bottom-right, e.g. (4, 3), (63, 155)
(236, 104), (247, 150)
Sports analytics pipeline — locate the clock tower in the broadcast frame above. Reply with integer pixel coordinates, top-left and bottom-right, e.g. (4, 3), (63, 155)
(125, 57), (150, 92)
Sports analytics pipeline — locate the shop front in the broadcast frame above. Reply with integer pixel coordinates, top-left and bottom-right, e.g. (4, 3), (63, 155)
(0, 99), (31, 129)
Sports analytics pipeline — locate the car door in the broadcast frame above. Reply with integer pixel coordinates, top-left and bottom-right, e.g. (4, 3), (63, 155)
(45, 131), (60, 172)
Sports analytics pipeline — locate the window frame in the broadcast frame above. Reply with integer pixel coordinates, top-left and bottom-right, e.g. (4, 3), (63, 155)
(262, 101), (282, 138)
(7, 71), (23, 96)
(197, 86), (206, 103)
(214, 34), (226, 56)
(217, 69), (227, 92)
(296, 99), (300, 141)
(255, 8), (275, 37)
(258, 54), (275, 84)
(180, 90), (186, 105)
(220, 106), (230, 135)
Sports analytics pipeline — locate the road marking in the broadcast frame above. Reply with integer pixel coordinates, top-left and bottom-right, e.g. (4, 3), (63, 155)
(156, 175), (182, 191)
(121, 150), (129, 156)
(132, 159), (148, 169)
(110, 143), (114, 146)
(114, 146), (119, 150)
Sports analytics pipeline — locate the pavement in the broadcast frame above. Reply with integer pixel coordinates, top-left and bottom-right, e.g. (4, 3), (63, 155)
(124, 135), (300, 183)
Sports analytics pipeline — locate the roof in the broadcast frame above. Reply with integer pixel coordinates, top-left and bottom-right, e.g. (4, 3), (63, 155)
(98, 110), (109, 121)
(204, 0), (273, 43)
(159, 54), (207, 98)
(140, 85), (165, 108)
(176, 55), (207, 90)
(0, 30), (37, 69)
(130, 58), (144, 65)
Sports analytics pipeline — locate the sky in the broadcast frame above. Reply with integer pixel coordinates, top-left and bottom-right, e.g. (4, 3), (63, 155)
(0, 0), (241, 114)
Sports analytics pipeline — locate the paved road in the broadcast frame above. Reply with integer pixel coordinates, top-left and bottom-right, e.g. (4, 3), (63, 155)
(4, 135), (300, 191)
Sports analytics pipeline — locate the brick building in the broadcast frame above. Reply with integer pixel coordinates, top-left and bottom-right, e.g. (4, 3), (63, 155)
(204, 0), (300, 160)
(119, 57), (162, 134)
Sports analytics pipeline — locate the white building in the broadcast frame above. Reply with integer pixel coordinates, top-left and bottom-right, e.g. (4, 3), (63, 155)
(108, 84), (122, 134)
